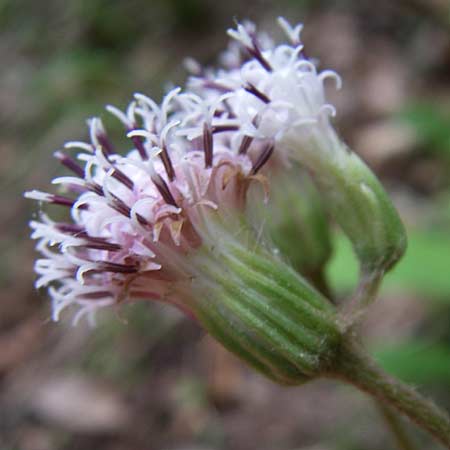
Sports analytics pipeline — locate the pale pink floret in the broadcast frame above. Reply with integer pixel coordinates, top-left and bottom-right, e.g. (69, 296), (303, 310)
(26, 88), (260, 324)
(186, 17), (342, 164)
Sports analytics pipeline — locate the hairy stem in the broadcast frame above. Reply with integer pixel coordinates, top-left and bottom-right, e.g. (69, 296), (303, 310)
(377, 402), (420, 450)
(340, 270), (384, 328)
(332, 339), (450, 449)
(312, 270), (418, 450)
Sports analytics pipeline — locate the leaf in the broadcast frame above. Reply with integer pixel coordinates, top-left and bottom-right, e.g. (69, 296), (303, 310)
(374, 340), (450, 384)
(327, 230), (450, 301)
(399, 103), (450, 159)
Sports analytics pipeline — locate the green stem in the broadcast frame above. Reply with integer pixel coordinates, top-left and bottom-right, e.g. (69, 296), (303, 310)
(340, 270), (384, 328)
(377, 402), (420, 450)
(311, 270), (418, 450)
(309, 268), (413, 450)
(333, 340), (450, 449)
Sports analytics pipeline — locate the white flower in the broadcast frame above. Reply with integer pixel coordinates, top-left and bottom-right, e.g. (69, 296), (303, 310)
(25, 88), (263, 324)
(187, 17), (342, 166)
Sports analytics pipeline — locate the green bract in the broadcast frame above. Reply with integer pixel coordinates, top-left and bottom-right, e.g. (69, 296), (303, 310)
(281, 125), (407, 281)
(189, 222), (341, 385)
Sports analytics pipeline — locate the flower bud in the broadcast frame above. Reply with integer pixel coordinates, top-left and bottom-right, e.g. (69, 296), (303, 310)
(288, 125), (407, 275)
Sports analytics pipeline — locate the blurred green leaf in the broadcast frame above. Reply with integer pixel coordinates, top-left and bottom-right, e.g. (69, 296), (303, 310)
(374, 340), (450, 384)
(383, 230), (450, 299)
(327, 229), (450, 300)
(399, 103), (450, 159)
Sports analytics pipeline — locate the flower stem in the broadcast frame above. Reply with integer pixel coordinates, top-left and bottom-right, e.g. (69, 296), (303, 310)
(332, 339), (450, 449)
(311, 271), (418, 450)
(340, 270), (384, 328)
(377, 402), (420, 450)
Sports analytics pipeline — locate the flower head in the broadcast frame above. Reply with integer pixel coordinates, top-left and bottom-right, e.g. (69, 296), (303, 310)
(25, 87), (269, 324)
(186, 18), (341, 164)
(184, 17), (405, 276)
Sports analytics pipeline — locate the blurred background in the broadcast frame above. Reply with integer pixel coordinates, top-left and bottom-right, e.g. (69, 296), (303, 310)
(1, 0), (450, 449)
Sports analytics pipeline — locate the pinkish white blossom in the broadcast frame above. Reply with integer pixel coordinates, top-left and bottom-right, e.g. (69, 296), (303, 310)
(25, 86), (274, 324)
(186, 17), (342, 166)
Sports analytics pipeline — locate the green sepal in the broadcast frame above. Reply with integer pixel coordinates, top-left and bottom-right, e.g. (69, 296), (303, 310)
(189, 228), (342, 386)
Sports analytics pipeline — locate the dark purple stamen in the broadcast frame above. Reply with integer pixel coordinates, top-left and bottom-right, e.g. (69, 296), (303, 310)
(77, 291), (114, 300)
(109, 194), (132, 217)
(252, 113), (261, 128)
(82, 241), (122, 252)
(82, 235), (121, 248)
(96, 132), (115, 155)
(247, 35), (273, 72)
(111, 169), (134, 190)
(46, 195), (88, 210)
(212, 124), (239, 134)
(125, 123), (148, 160)
(87, 182), (104, 197)
(54, 152), (85, 177)
(55, 223), (85, 234)
(203, 122), (213, 168)
(55, 224), (123, 251)
(130, 133), (148, 161)
(159, 143), (175, 182)
(223, 99), (237, 119)
(251, 143), (275, 175)
(244, 83), (270, 104)
(136, 213), (149, 227)
(109, 111), (148, 160)
(100, 148), (134, 190)
(151, 173), (178, 207)
(238, 135), (253, 155)
(50, 195), (76, 208)
(96, 261), (139, 274)
(203, 80), (233, 93)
